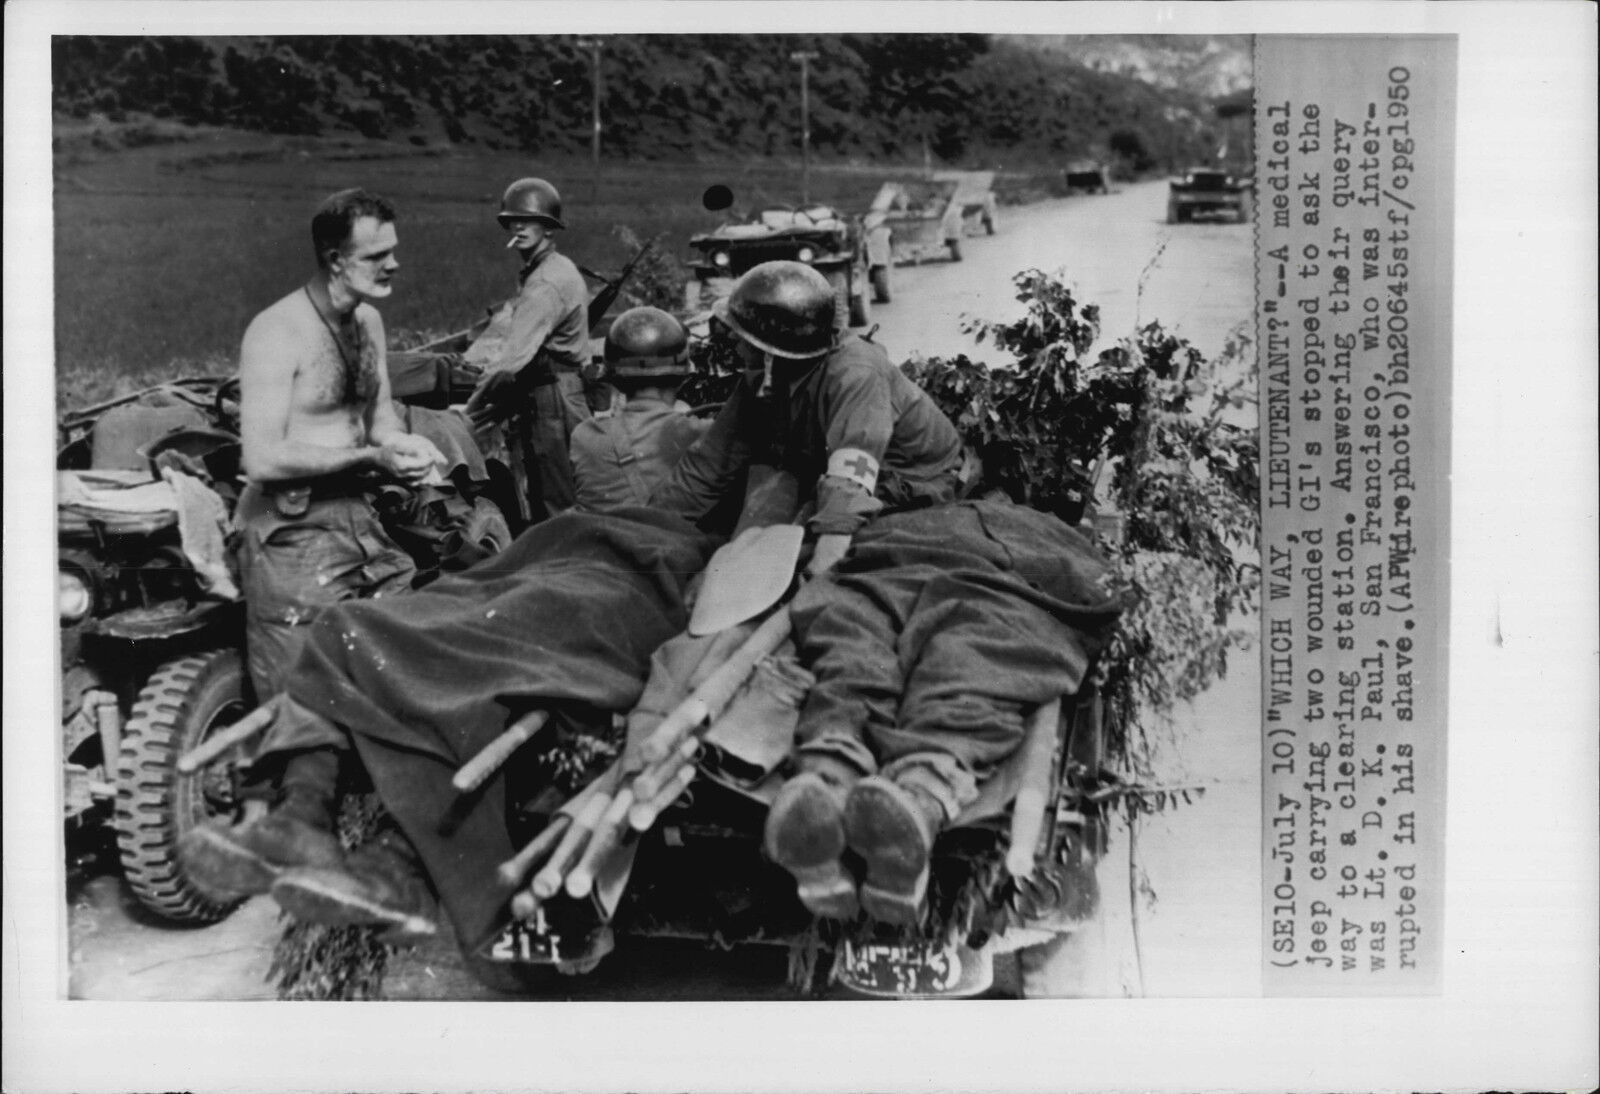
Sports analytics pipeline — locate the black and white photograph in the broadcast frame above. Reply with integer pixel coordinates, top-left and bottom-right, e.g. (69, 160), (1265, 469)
(5, 3), (1595, 1092)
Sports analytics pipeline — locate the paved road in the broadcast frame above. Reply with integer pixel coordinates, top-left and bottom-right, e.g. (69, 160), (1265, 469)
(67, 178), (1261, 1000)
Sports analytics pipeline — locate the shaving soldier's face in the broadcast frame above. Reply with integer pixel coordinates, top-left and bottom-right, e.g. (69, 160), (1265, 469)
(329, 216), (399, 302)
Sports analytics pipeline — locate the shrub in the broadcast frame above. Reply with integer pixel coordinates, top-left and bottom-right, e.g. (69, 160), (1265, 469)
(901, 269), (1259, 769)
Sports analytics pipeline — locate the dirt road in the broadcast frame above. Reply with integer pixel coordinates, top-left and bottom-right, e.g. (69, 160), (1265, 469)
(66, 178), (1261, 1000)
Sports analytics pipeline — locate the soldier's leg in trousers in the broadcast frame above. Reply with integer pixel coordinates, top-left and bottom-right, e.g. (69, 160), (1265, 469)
(788, 569), (927, 776)
(527, 377), (582, 514)
(241, 498), (415, 793)
(878, 573), (1093, 815)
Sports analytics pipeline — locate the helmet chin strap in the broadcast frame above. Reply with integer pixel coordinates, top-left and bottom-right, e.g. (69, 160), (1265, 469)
(757, 351), (776, 399)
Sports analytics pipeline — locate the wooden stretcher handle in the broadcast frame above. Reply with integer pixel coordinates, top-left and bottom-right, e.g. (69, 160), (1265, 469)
(176, 701), (276, 774)
(495, 812), (573, 889)
(1005, 698), (1063, 879)
(626, 761), (698, 833)
(636, 607), (794, 765)
(531, 791), (611, 899)
(627, 735), (700, 811)
(510, 889), (541, 922)
(563, 788), (637, 899)
(453, 710), (551, 794)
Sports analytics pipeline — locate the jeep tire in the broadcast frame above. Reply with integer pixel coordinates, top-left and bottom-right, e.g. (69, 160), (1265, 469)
(114, 648), (250, 923)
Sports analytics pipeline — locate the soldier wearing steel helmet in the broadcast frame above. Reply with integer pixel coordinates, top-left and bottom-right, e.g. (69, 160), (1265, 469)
(653, 259), (972, 564)
(569, 306), (709, 512)
(651, 259), (981, 926)
(461, 177), (609, 517)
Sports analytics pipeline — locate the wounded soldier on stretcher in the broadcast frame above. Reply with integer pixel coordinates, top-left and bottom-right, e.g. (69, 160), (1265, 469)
(178, 495), (1124, 959)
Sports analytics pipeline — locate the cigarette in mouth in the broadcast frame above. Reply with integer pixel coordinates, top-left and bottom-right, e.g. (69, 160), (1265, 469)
(505, 237), (521, 250)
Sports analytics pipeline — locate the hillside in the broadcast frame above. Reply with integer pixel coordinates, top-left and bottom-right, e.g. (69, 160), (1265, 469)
(1000, 35), (1252, 100)
(52, 34), (1245, 174)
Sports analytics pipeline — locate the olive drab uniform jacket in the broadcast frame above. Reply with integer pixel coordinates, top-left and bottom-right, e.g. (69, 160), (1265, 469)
(570, 393), (709, 512)
(464, 243), (601, 514)
(651, 334), (967, 534)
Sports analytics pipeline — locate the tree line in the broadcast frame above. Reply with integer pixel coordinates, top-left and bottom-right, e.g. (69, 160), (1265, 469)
(53, 34), (1236, 173)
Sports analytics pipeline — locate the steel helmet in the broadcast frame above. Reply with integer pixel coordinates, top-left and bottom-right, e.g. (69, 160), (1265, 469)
(714, 261), (836, 359)
(604, 306), (692, 380)
(497, 177), (565, 229)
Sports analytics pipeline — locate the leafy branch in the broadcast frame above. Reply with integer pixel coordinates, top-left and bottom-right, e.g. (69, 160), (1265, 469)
(902, 268), (1260, 773)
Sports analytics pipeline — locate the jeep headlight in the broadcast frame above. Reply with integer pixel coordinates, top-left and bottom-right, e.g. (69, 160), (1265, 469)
(58, 570), (92, 623)
(796, 246), (816, 263)
(712, 250), (731, 269)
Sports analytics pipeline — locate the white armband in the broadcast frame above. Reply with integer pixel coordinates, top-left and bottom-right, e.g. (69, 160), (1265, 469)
(826, 447), (880, 494)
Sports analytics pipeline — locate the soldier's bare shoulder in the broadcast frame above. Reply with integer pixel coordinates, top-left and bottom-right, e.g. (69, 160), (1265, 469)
(243, 288), (321, 353)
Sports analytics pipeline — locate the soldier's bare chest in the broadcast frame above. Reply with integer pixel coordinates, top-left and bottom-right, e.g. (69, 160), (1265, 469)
(301, 292), (380, 409)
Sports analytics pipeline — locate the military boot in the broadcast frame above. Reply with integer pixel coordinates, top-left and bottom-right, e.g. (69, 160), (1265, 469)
(842, 775), (948, 926)
(763, 756), (862, 920)
(178, 791), (345, 900)
(270, 830), (439, 946)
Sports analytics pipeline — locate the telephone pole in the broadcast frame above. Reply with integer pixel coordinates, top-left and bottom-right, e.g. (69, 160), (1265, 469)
(789, 49), (819, 203)
(576, 38), (604, 201)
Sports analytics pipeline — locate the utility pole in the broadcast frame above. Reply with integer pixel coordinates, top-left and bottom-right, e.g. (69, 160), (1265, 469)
(789, 49), (819, 203)
(576, 38), (604, 202)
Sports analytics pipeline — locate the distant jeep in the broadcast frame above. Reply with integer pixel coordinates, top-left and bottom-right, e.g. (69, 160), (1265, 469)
(1063, 160), (1112, 195)
(1166, 167), (1253, 224)
(685, 204), (872, 332)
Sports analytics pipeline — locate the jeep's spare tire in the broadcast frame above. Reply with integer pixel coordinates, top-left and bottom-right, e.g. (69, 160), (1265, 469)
(114, 648), (250, 923)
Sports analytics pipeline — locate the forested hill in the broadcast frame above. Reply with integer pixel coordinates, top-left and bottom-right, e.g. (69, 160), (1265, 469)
(52, 34), (1245, 172)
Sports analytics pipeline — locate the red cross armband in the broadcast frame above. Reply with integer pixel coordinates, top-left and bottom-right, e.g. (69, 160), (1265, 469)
(826, 447), (880, 494)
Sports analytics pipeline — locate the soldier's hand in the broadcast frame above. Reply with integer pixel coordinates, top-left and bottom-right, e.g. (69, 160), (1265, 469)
(465, 369), (518, 428)
(377, 434), (443, 485)
(805, 533), (852, 578)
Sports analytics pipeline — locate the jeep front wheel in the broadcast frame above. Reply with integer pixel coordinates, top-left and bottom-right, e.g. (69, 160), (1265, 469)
(114, 648), (250, 923)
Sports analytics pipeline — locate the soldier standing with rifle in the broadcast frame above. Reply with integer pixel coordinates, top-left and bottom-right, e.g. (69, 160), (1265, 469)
(462, 177), (613, 519)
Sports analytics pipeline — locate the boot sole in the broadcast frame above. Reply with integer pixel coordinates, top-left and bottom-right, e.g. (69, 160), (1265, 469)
(177, 825), (286, 899)
(764, 775), (858, 920)
(844, 779), (933, 926)
(270, 867), (438, 943)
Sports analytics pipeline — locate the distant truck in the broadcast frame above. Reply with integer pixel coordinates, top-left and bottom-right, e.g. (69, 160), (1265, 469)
(1166, 167), (1253, 224)
(1062, 160), (1112, 195)
(685, 203), (873, 330)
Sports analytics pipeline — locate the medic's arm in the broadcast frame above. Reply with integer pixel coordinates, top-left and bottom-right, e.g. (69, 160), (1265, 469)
(810, 360), (894, 537)
(650, 382), (754, 523)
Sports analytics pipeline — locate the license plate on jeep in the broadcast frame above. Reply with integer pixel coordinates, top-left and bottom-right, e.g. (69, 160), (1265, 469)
(833, 939), (994, 999)
(478, 914), (565, 965)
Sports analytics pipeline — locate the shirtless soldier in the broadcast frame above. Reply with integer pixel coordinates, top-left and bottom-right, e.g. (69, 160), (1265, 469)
(180, 189), (443, 937)
(235, 187), (443, 698)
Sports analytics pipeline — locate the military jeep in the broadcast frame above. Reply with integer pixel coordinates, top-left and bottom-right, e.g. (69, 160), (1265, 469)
(685, 203), (874, 332)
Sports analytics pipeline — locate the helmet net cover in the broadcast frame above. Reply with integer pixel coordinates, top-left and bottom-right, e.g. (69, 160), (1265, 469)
(716, 260), (837, 359)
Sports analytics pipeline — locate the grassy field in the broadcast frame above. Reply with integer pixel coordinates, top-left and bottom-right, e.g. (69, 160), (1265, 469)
(52, 128), (1062, 410)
